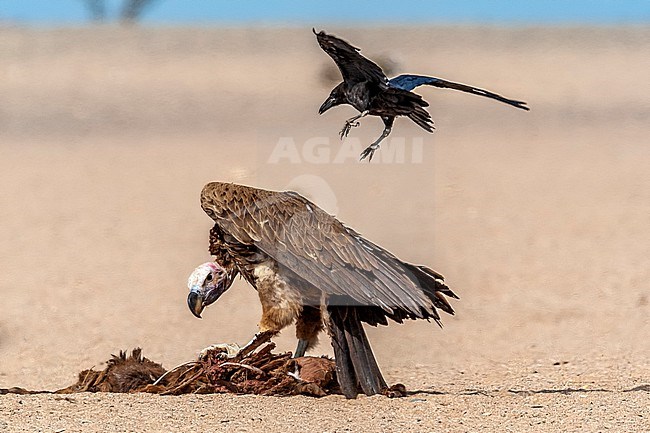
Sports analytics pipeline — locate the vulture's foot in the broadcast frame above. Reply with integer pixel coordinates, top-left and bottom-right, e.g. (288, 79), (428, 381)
(198, 342), (241, 360)
(360, 144), (380, 161)
(197, 331), (276, 361)
(339, 120), (360, 139)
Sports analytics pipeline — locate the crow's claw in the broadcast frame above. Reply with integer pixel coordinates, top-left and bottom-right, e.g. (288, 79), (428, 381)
(339, 120), (360, 139)
(359, 144), (379, 162)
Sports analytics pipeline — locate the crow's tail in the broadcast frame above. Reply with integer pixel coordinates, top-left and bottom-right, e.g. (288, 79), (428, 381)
(407, 106), (435, 132)
(327, 306), (387, 398)
(378, 87), (434, 133)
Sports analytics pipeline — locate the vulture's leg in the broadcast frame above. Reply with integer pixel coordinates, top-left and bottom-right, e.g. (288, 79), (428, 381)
(327, 307), (359, 399)
(294, 305), (323, 358)
(340, 110), (369, 139)
(360, 117), (394, 161)
(294, 339), (309, 358)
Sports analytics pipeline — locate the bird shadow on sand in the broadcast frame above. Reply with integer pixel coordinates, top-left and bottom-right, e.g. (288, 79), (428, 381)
(405, 389), (502, 397)
(406, 385), (650, 398)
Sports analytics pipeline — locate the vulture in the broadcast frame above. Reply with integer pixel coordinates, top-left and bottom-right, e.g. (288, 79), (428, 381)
(187, 182), (458, 398)
(315, 29), (530, 161)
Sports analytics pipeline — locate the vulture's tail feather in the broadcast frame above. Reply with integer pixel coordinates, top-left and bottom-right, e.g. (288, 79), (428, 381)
(328, 306), (387, 398)
(328, 307), (358, 398)
(403, 263), (459, 316)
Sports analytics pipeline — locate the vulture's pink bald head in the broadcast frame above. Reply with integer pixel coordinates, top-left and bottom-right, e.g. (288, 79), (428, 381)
(187, 262), (229, 318)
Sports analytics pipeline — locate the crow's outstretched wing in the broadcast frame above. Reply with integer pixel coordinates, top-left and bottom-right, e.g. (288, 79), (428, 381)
(200, 182), (457, 322)
(389, 74), (530, 111)
(314, 29), (388, 85)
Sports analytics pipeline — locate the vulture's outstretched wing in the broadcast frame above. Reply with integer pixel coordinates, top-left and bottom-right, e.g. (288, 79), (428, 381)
(314, 29), (388, 85)
(201, 182), (457, 322)
(389, 74), (530, 111)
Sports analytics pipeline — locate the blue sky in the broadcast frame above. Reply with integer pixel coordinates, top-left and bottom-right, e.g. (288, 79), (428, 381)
(1, 0), (648, 25)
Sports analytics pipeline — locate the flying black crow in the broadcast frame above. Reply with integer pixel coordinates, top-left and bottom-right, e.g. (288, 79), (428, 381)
(315, 29), (530, 161)
(187, 182), (458, 398)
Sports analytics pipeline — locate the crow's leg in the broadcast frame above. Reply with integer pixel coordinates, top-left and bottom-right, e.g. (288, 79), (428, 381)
(360, 124), (392, 161)
(340, 110), (369, 139)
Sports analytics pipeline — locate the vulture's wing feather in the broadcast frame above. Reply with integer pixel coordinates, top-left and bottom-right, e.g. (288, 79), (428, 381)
(389, 74), (530, 111)
(314, 29), (388, 85)
(201, 183), (456, 319)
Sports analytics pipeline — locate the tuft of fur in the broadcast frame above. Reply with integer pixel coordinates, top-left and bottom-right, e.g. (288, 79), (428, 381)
(56, 348), (165, 394)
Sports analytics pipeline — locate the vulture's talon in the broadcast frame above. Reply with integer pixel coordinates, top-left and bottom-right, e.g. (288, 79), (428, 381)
(198, 342), (241, 360)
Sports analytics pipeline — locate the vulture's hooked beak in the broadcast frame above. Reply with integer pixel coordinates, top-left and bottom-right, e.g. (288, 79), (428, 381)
(187, 289), (204, 318)
(187, 262), (232, 319)
(319, 96), (336, 115)
(187, 274), (229, 319)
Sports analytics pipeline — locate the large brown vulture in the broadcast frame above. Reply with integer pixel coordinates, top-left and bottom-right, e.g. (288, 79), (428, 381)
(187, 182), (458, 398)
(315, 29), (529, 161)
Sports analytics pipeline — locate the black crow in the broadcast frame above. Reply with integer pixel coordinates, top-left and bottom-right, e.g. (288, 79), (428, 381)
(315, 29), (530, 161)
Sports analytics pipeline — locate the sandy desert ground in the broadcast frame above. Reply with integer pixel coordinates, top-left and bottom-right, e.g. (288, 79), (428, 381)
(0, 25), (649, 432)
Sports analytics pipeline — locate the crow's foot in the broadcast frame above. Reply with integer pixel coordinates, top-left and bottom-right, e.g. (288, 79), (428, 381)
(360, 144), (380, 161)
(339, 120), (360, 139)
(338, 110), (369, 139)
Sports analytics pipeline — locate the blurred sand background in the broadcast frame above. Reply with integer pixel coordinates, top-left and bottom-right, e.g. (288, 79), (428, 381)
(1, 26), (649, 431)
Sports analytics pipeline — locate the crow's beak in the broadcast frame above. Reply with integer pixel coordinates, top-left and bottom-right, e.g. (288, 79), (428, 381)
(319, 97), (336, 115)
(187, 289), (204, 319)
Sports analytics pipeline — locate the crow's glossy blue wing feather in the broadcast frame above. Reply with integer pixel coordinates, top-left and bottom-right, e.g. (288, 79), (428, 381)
(388, 74), (440, 91)
(389, 74), (529, 111)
